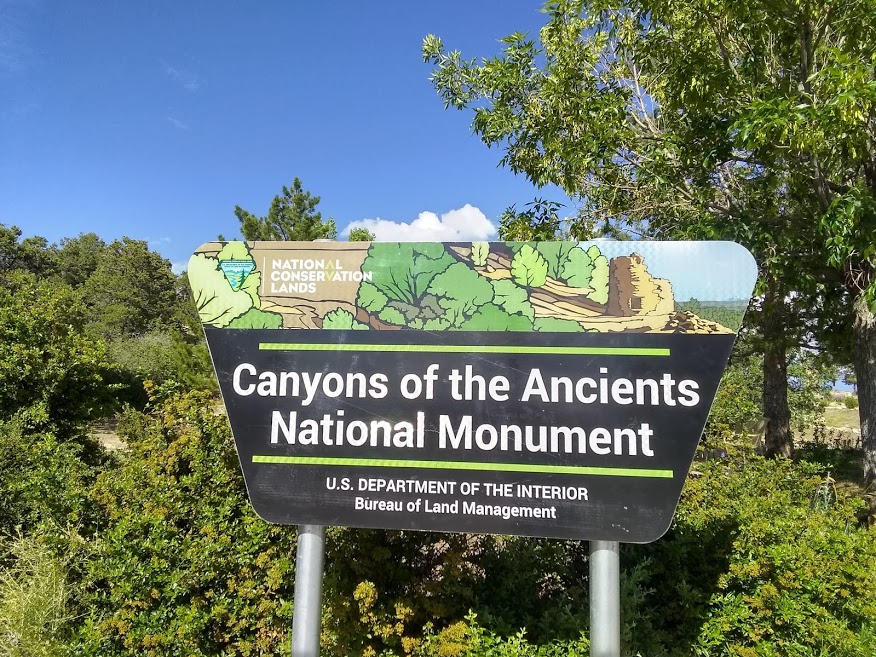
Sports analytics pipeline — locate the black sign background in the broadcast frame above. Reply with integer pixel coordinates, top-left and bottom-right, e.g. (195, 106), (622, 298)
(205, 328), (735, 543)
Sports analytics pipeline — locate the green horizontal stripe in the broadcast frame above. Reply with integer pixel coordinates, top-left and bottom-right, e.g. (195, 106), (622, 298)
(251, 455), (673, 479)
(258, 343), (670, 357)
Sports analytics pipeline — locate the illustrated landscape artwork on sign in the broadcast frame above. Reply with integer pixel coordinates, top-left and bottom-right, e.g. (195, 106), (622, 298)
(190, 240), (751, 335)
(190, 240), (756, 542)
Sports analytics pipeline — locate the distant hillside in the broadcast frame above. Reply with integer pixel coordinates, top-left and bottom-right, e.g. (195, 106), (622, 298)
(675, 299), (749, 332)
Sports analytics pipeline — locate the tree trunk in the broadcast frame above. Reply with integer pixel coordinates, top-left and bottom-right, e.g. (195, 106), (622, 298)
(762, 275), (793, 458)
(852, 294), (876, 485)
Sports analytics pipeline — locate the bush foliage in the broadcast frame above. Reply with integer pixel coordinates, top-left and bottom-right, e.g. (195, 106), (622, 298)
(73, 393), (297, 656)
(2, 224), (874, 657)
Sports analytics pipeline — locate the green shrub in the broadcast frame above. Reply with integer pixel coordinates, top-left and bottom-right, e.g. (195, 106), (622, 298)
(416, 612), (589, 657)
(702, 354), (763, 446)
(843, 395), (859, 409)
(74, 392), (297, 656)
(629, 455), (876, 656)
(322, 528), (670, 657)
(108, 331), (216, 391)
(321, 531), (595, 656)
(0, 272), (116, 439)
(0, 419), (102, 538)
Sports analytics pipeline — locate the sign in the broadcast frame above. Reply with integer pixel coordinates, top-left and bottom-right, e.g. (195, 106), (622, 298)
(189, 240), (756, 542)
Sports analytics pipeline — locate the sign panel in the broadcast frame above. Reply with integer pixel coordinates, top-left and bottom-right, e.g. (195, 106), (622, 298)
(189, 240), (756, 542)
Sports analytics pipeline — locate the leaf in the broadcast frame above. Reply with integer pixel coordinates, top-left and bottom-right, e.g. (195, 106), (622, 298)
(357, 281), (388, 312)
(534, 242), (573, 278)
(426, 262), (494, 326)
(378, 306), (406, 326)
(471, 242), (490, 266)
(558, 246), (594, 288)
(491, 279), (534, 320)
(321, 309), (369, 330)
(511, 245), (548, 287)
(423, 317), (451, 330)
(239, 270), (262, 306)
(227, 308), (283, 329)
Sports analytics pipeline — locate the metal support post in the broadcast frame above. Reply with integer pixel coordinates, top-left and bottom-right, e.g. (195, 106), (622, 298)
(590, 540), (620, 657)
(291, 524), (326, 657)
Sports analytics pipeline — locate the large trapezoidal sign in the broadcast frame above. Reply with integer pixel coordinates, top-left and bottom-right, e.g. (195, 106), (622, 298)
(189, 240), (756, 542)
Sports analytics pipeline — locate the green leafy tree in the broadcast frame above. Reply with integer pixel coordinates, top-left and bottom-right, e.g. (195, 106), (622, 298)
(0, 272), (114, 439)
(80, 238), (179, 338)
(234, 177), (337, 241)
(424, 0), (876, 468)
(348, 227), (375, 242)
(586, 246), (609, 304)
(54, 233), (108, 288)
(498, 199), (565, 241)
(106, 331), (217, 397)
(429, 262), (496, 326)
(0, 224), (58, 279)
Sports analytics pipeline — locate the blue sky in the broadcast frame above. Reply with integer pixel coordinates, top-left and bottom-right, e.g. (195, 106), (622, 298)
(1, 0), (569, 271)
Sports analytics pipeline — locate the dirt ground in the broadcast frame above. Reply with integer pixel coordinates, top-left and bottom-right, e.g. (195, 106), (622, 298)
(90, 419), (124, 450)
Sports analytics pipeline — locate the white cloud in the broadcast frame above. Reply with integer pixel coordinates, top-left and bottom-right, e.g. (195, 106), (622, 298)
(342, 204), (496, 242)
(161, 60), (204, 91)
(171, 261), (187, 275)
(167, 115), (189, 131)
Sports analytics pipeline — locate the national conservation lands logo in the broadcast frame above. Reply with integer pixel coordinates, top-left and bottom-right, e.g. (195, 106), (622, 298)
(266, 255), (373, 295)
(189, 240), (757, 541)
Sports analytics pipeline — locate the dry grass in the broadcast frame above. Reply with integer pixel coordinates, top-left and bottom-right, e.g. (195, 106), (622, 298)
(823, 405), (860, 430)
(0, 538), (69, 657)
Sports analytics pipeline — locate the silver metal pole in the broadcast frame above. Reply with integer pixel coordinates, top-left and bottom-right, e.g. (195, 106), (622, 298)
(291, 524), (326, 657)
(590, 540), (620, 657)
